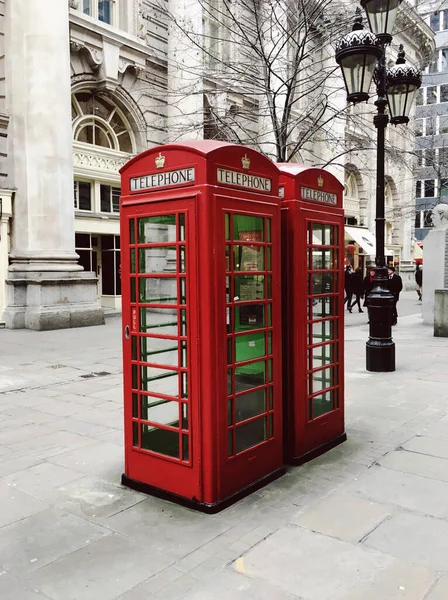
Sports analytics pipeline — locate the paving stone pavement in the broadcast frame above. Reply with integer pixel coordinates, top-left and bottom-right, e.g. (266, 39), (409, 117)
(1, 296), (448, 599)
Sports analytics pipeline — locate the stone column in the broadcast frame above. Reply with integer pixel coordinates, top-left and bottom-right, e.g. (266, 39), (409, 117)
(422, 228), (448, 326)
(3, 0), (103, 329)
(0, 191), (13, 322)
(434, 290), (448, 337)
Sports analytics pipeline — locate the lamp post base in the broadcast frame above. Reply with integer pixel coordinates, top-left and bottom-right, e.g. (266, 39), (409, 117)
(365, 274), (396, 372)
(366, 340), (395, 372)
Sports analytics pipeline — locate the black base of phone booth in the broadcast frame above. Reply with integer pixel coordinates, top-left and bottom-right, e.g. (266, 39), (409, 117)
(287, 432), (347, 466)
(122, 466), (286, 514)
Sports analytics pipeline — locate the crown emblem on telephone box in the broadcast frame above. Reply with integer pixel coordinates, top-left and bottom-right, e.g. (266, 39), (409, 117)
(241, 154), (250, 169)
(317, 175), (324, 187)
(155, 152), (166, 169)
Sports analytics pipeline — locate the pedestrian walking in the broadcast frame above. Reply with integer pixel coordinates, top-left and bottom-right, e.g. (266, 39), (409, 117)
(344, 265), (353, 309)
(348, 267), (364, 313)
(363, 267), (376, 323)
(387, 266), (403, 326)
(415, 264), (423, 301)
(363, 268), (376, 300)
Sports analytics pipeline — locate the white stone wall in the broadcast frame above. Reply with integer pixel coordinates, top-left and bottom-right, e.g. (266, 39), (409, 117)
(0, 0), (8, 186)
(0, 0), (11, 321)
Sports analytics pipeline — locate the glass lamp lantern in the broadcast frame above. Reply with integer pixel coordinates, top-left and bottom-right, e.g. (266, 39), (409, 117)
(360, 0), (403, 44)
(386, 45), (422, 125)
(335, 11), (382, 104)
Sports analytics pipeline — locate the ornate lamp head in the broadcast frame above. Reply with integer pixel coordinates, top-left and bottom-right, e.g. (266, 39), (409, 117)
(386, 45), (421, 125)
(335, 9), (383, 104)
(361, 0), (403, 45)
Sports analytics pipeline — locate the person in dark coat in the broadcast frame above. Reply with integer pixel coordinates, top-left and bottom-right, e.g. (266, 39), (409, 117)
(344, 265), (353, 309)
(348, 267), (364, 313)
(363, 268), (376, 305)
(415, 264), (423, 300)
(387, 266), (403, 325)
(363, 268), (376, 323)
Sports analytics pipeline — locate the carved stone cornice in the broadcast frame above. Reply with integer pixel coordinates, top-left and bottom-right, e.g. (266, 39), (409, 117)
(70, 41), (84, 53)
(118, 58), (146, 76)
(69, 0), (79, 8)
(85, 45), (103, 70)
(70, 39), (103, 71)
(69, 10), (158, 63)
(72, 143), (132, 179)
(69, 12), (153, 81)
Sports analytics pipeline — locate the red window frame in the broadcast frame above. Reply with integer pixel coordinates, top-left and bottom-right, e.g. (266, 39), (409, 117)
(128, 210), (192, 465)
(305, 219), (342, 422)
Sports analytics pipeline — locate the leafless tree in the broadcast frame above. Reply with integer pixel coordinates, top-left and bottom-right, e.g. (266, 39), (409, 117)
(167, 0), (360, 163)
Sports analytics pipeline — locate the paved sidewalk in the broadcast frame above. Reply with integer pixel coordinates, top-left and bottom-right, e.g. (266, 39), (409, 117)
(1, 305), (448, 599)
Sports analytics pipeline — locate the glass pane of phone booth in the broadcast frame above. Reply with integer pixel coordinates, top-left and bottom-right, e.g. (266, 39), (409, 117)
(306, 222), (340, 420)
(225, 213), (275, 457)
(129, 213), (190, 463)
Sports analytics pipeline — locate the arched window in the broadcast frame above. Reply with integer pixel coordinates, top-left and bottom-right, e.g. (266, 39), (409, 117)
(72, 92), (135, 154)
(343, 171), (360, 225)
(344, 172), (358, 199)
(385, 181), (393, 211)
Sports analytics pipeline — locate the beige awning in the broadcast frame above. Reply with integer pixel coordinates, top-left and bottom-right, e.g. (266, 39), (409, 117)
(345, 226), (392, 257)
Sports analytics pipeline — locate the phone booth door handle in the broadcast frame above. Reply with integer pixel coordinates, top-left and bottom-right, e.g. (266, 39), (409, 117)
(124, 325), (130, 340)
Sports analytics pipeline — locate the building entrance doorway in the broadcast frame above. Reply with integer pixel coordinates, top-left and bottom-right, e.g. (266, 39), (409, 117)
(75, 233), (121, 309)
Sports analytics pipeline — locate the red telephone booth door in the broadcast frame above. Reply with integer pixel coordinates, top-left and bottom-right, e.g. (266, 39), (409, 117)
(217, 201), (283, 501)
(121, 198), (201, 501)
(299, 209), (345, 457)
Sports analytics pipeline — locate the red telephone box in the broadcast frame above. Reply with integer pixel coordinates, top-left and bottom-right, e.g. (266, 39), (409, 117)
(279, 164), (346, 465)
(119, 141), (284, 512)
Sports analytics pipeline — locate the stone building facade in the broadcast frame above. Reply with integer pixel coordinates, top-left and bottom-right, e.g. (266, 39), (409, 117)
(414, 2), (448, 243)
(0, 0), (433, 327)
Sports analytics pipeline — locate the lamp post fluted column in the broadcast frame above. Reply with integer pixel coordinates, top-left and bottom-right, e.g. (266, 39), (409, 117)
(367, 52), (396, 371)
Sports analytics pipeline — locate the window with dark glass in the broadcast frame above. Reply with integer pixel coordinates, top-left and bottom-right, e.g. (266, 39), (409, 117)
(426, 86), (437, 105)
(82, 0), (92, 16)
(430, 12), (440, 32)
(415, 150), (423, 167)
(441, 85), (448, 103)
(100, 184), (121, 213)
(79, 0), (115, 26)
(424, 210), (434, 227)
(424, 180), (435, 197)
(415, 211), (421, 229)
(440, 146), (448, 166)
(442, 49), (448, 72)
(415, 119), (423, 137)
(429, 53), (439, 74)
(74, 181), (92, 211)
(101, 235), (121, 295)
(440, 117), (448, 135)
(425, 148), (436, 168)
(416, 88), (423, 106)
(426, 117), (436, 137)
(440, 178), (448, 198)
(98, 0), (113, 23)
(415, 180), (422, 198)
(75, 233), (96, 273)
(443, 10), (448, 31)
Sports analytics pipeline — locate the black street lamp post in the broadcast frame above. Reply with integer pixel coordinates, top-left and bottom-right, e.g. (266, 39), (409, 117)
(335, 2), (421, 372)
